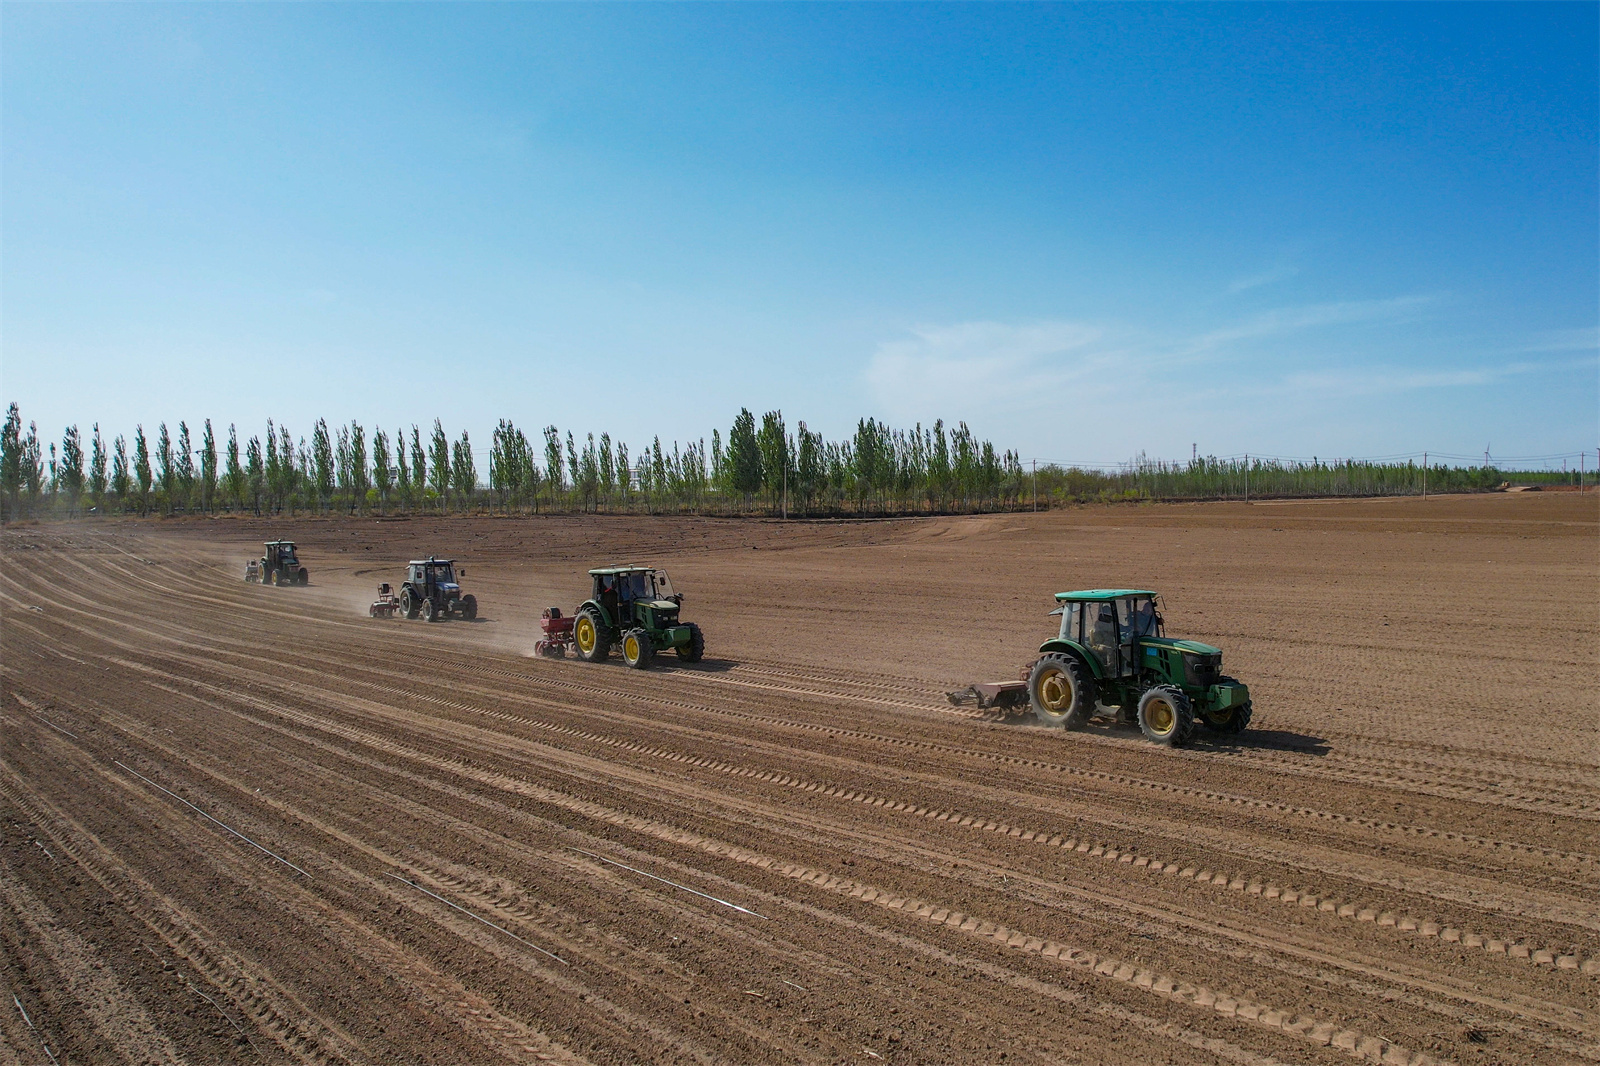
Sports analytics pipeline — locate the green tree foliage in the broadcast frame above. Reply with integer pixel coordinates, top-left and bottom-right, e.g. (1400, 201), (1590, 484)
(450, 430), (476, 510)
(0, 404), (21, 518)
(372, 428), (393, 512)
(200, 419), (219, 513)
(245, 434), (264, 514)
(726, 408), (762, 501)
(224, 425), (245, 510)
(312, 419), (335, 513)
(757, 410), (789, 514)
(176, 421), (195, 513)
(542, 425), (563, 503)
(112, 435), (131, 505)
(89, 425), (109, 504)
(58, 425), (85, 515)
(134, 425), (153, 515)
(409, 425), (426, 505)
(429, 419), (450, 511)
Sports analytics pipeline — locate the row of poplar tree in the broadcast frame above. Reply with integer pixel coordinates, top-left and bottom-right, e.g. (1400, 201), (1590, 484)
(0, 403), (1028, 520)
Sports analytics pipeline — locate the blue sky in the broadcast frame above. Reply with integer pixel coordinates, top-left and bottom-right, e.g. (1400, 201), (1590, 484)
(4, 2), (1596, 468)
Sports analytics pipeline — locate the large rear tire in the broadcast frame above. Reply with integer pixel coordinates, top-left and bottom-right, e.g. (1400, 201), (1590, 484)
(460, 594), (478, 621)
(575, 608), (610, 663)
(622, 629), (654, 670)
(297, 568), (308, 585)
(1028, 654), (1093, 729)
(676, 623), (705, 662)
(1137, 685), (1196, 747)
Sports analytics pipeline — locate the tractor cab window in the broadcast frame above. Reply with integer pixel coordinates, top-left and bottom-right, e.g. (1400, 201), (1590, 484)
(429, 564), (456, 585)
(1119, 597), (1159, 639)
(619, 571), (652, 602)
(652, 570), (676, 600)
(1058, 602), (1083, 643)
(1083, 603), (1118, 668)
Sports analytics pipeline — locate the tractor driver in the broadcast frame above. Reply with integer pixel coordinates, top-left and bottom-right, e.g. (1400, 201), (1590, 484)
(620, 571), (651, 604)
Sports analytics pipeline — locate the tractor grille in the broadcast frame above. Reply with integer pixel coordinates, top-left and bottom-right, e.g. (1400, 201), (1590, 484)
(1182, 652), (1222, 689)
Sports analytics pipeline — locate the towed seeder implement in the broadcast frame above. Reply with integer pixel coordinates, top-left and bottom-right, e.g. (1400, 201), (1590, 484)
(369, 583), (402, 618)
(533, 607), (575, 658)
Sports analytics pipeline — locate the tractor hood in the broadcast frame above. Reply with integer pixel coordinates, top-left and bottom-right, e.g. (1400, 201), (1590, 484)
(642, 599), (678, 611)
(437, 582), (461, 594)
(1141, 636), (1222, 656)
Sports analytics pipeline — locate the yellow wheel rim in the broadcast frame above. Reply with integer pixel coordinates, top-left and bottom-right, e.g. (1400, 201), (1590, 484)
(1146, 699), (1174, 736)
(575, 617), (595, 653)
(624, 635), (640, 661)
(1037, 669), (1072, 713)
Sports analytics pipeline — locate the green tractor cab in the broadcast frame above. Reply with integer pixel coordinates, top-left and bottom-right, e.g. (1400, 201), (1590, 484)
(1028, 589), (1251, 747)
(572, 566), (704, 669)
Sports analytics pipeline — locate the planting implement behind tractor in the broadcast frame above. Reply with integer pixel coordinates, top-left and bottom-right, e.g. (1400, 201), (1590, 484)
(399, 557), (477, 622)
(534, 607), (575, 657)
(369, 583), (401, 618)
(571, 566), (704, 669)
(1027, 590), (1251, 746)
(249, 541), (307, 586)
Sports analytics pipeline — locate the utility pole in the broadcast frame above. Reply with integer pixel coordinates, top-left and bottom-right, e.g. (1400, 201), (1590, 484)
(1191, 443), (1196, 464)
(782, 454), (788, 520)
(1422, 451), (1427, 499)
(1032, 459), (1037, 512)
(1244, 453), (1249, 503)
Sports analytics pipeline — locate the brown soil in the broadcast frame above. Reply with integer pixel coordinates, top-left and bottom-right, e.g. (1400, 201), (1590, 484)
(2, 492), (1594, 1065)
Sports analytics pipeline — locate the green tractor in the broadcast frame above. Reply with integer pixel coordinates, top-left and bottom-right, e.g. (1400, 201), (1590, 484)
(1027, 589), (1251, 747)
(249, 541), (308, 586)
(571, 566), (704, 669)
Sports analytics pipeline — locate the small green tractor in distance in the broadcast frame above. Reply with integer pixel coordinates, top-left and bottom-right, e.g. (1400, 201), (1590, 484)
(246, 541), (308, 586)
(399, 557), (478, 622)
(949, 589), (1251, 747)
(560, 566), (704, 669)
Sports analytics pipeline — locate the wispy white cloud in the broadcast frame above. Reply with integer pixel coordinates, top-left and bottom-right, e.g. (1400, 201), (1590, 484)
(1189, 295), (1432, 351)
(1226, 265), (1298, 294)
(863, 320), (1112, 422)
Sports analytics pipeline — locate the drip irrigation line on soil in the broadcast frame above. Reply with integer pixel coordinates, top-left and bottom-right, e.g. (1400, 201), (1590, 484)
(568, 847), (771, 920)
(12, 994), (33, 1028)
(112, 761), (314, 879)
(385, 873), (570, 965)
(27, 711), (77, 739)
(186, 981), (263, 1057)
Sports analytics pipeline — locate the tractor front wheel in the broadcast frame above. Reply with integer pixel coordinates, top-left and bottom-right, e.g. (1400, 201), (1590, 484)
(1201, 700), (1252, 734)
(676, 623), (705, 662)
(1028, 654), (1093, 729)
(401, 589), (419, 620)
(1137, 686), (1196, 747)
(460, 594), (478, 621)
(575, 609), (610, 663)
(297, 568), (308, 585)
(420, 598), (437, 623)
(622, 629), (654, 669)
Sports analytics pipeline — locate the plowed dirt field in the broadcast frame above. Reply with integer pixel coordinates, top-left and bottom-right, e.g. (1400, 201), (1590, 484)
(2, 493), (1594, 1066)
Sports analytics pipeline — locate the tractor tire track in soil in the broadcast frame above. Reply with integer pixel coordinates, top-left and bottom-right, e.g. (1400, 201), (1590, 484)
(1, 494), (1592, 1064)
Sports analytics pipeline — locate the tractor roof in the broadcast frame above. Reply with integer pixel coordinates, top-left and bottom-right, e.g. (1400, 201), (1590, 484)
(588, 565), (656, 576)
(265, 540), (296, 547)
(408, 557), (456, 566)
(1053, 589), (1157, 602)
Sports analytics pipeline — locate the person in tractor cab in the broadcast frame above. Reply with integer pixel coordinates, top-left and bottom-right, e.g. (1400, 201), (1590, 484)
(621, 571), (651, 604)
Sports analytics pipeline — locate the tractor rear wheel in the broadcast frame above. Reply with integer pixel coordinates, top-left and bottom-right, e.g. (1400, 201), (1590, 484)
(1137, 686), (1196, 747)
(460, 594), (478, 621)
(676, 623), (705, 662)
(575, 609), (610, 663)
(1201, 700), (1252, 734)
(622, 629), (654, 669)
(420, 598), (437, 623)
(1028, 654), (1093, 729)
(401, 588), (419, 620)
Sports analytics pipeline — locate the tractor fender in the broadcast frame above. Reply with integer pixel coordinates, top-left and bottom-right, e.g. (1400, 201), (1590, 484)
(577, 599), (616, 632)
(1036, 638), (1103, 679)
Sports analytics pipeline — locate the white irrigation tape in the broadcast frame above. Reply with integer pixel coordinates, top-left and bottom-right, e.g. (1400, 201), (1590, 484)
(12, 994), (33, 1028)
(385, 873), (569, 965)
(569, 847), (770, 920)
(28, 712), (77, 739)
(113, 762), (313, 879)
(187, 982), (263, 1058)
